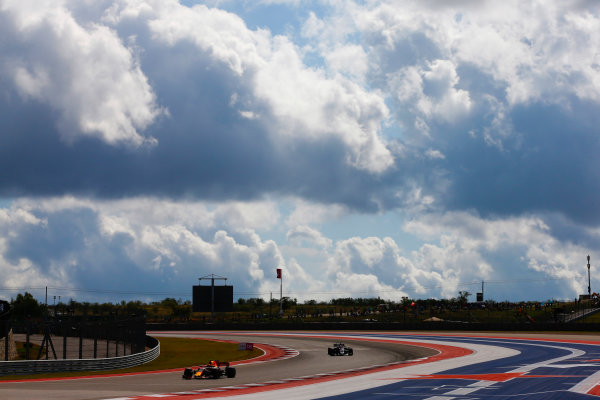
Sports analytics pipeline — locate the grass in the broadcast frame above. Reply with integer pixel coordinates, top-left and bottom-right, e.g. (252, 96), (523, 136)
(0, 337), (263, 380)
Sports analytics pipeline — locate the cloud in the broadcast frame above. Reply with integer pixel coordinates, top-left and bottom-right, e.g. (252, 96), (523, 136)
(1, 0), (598, 223)
(391, 60), (472, 130)
(0, 196), (595, 303)
(286, 200), (348, 227)
(405, 211), (590, 299)
(1, 1), (600, 304)
(0, 197), (286, 301)
(0, 0), (395, 209)
(286, 225), (332, 249)
(0, 0), (163, 146)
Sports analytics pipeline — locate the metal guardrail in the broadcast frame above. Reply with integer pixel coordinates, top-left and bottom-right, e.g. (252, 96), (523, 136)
(560, 307), (600, 323)
(0, 336), (159, 376)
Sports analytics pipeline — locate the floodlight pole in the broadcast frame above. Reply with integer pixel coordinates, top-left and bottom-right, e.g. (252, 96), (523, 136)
(588, 255), (591, 300)
(279, 273), (283, 316)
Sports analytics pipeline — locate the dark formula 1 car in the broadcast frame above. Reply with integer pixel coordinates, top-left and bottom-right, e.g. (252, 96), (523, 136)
(328, 342), (353, 356)
(182, 360), (236, 379)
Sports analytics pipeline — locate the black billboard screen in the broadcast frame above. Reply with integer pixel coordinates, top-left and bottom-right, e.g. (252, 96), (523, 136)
(193, 285), (233, 312)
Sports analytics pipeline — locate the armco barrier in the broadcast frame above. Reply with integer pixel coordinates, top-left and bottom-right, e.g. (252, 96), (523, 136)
(0, 336), (159, 376)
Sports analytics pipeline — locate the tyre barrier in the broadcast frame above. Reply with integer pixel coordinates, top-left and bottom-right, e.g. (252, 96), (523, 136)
(0, 336), (159, 376)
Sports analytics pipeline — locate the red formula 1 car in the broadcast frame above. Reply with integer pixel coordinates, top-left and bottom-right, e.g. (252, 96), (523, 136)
(182, 360), (236, 379)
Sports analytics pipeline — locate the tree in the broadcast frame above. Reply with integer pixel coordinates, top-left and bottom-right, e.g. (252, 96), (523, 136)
(247, 298), (265, 306)
(11, 292), (44, 319)
(458, 291), (472, 305)
(281, 297), (296, 310)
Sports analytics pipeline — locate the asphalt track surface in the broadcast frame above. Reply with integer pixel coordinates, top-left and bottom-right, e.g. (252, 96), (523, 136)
(3, 331), (600, 399)
(0, 332), (435, 400)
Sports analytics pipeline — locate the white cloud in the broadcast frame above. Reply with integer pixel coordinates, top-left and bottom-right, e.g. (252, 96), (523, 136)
(286, 200), (348, 227)
(286, 225), (332, 249)
(405, 211), (589, 298)
(329, 235), (445, 300)
(394, 184), (436, 213)
(1, 0), (163, 146)
(104, 0), (394, 173)
(373, 1), (600, 105)
(325, 44), (369, 80)
(0, 197), (594, 302)
(425, 148), (445, 159)
(389, 59), (472, 133)
(0, 197), (284, 300)
(1, 1), (599, 305)
(301, 0), (600, 154)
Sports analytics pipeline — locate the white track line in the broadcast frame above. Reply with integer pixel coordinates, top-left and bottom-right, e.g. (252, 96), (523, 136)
(209, 336), (519, 400)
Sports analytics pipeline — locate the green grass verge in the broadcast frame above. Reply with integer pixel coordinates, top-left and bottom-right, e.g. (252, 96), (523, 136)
(0, 337), (262, 380)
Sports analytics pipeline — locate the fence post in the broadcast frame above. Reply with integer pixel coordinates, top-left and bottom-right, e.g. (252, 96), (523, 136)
(3, 321), (8, 361)
(26, 322), (31, 360)
(115, 326), (119, 357)
(63, 330), (67, 360)
(79, 323), (83, 359)
(93, 324), (98, 359)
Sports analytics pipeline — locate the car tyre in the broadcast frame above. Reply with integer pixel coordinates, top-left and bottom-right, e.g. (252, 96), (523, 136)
(225, 367), (236, 378)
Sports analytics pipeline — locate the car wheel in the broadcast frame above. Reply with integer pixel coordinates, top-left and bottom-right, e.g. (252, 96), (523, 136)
(225, 367), (236, 378)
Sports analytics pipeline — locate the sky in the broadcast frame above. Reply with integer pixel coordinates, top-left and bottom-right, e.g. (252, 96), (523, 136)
(1, 0), (599, 305)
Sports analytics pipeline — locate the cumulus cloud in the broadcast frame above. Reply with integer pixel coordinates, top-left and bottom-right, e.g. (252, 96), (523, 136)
(0, 0), (397, 209)
(0, 196), (595, 303)
(103, 0), (394, 173)
(0, 0), (163, 146)
(286, 225), (332, 249)
(1, 1), (599, 303)
(391, 59), (472, 132)
(286, 200), (348, 227)
(405, 211), (590, 299)
(0, 197), (286, 300)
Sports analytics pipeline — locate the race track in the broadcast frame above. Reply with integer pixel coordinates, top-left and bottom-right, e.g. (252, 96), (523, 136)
(2, 331), (600, 399)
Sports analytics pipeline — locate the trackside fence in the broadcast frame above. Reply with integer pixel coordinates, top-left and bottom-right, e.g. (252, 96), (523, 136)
(0, 336), (159, 375)
(0, 317), (160, 375)
(147, 320), (600, 332)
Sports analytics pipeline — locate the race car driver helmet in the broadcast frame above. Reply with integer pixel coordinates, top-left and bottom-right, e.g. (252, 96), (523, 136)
(208, 360), (217, 367)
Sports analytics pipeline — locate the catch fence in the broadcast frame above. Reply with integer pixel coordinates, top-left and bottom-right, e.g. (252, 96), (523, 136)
(1, 317), (146, 361)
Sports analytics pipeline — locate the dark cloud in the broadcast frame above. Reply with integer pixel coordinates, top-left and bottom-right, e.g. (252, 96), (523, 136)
(0, 41), (394, 211)
(441, 99), (600, 224)
(1, 0), (599, 227)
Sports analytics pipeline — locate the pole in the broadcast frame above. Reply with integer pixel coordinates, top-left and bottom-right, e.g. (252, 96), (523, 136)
(279, 273), (283, 316)
(198, 274), (227, 323)
(588, 255), (591, 300)
(211, 276), (215, 322)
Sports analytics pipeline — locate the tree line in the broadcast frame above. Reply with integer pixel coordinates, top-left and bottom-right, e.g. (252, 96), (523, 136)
(3, 290), (565, 322)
